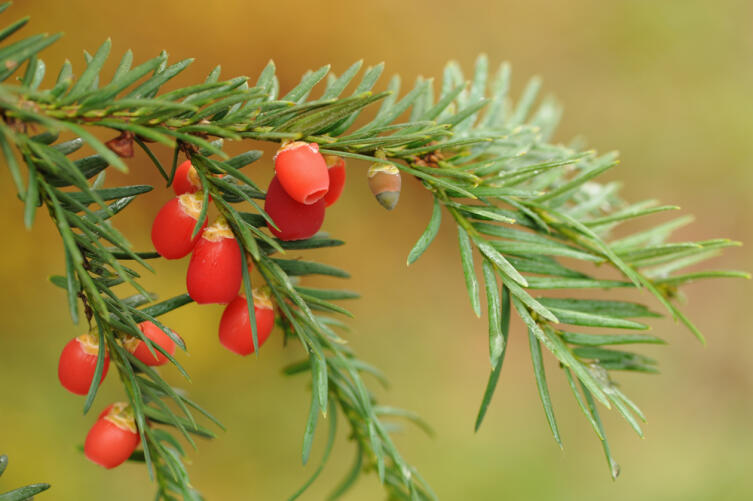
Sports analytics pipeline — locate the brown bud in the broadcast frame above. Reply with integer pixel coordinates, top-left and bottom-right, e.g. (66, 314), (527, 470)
(367, 164), (401, 211)
(105, 131), (134, 158)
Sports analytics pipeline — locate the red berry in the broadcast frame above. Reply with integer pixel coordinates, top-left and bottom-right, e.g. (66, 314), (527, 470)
(264, 176), (325, 241)
(151, 194), (207, 259)
(58, 333), (110, 395)
(172, 160), (202, 195)
(85, 402), (140, 469)
(124, 321), (177, 366)
(322, 156), (346, 207)
(219, 290), (275, 355)
(186, 219), (242, 304)
(274, 141), (329, 205)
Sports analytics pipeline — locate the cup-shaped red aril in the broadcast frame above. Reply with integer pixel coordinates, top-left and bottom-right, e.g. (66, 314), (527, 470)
(219, 291), (275, 356)
(85, 402), (140, 469)
(274, 141), (330, 205)
(58, 333), (110, 395)
(323, 155), (346, 207)
(124, 321), (177, 366)
(264, 176), (325, 241)
(172, 160), (202, 195)
(186, 219), (242, 304)
(151, 193), (206, 259)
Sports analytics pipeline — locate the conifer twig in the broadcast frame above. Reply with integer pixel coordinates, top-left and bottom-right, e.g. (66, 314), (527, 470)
(0, 3), (747, 498)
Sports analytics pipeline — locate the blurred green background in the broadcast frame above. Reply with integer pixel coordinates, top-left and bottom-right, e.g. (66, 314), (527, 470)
(1, 0), (751, 499)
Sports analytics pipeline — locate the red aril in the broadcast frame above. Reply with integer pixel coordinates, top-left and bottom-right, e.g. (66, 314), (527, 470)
(219, 290), (275, 355)
(58, 333), (109, 395)
(84, 402), (140, 469)
(124, 321), (177, 366)
(274, 141), (329, 205)
(264, 175), (325, 241)
(323, 155), (346, 207)
(151, 193), (206, 259)
(172, 160), (202, 195)
(186, 219), (242, 304)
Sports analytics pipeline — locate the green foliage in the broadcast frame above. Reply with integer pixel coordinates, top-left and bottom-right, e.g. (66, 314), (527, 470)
(0, 454), (50, 501)
(0, 3), (747, 499)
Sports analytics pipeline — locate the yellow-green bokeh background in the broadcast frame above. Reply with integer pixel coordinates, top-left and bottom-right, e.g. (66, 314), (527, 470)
(1, 1), (751, 499)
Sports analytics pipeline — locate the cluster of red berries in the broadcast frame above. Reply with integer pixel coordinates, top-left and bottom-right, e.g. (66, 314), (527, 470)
(149, 158), (286, 354)
(57, 324), (176, 468)
(264, 141), (346, 240)
(57, 143), (346, 469)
